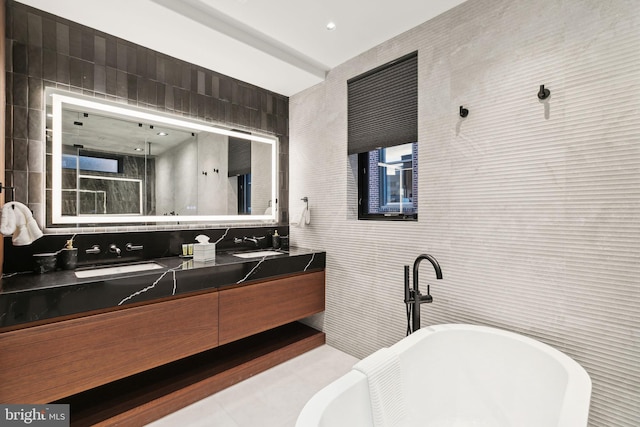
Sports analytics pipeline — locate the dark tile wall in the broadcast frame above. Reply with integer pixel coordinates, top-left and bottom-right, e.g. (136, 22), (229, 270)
(4, 0), (290, 226)
(3, 225), (289, 273)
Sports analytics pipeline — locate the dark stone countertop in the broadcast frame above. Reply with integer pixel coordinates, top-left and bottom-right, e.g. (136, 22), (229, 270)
(0, 247), (325, 330)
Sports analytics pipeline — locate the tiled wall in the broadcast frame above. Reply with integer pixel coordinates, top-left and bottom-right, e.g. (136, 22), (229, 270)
(4, 0), (289, 230)
(290, 0), (640, 425)
(3, 225), (289, 274)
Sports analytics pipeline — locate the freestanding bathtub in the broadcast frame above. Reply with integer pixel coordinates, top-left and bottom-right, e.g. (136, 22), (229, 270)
(296, 324), (591, 427)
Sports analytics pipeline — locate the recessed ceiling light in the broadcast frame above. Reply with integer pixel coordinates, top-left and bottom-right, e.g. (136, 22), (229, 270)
(326, 21), (336, 31)
(157, 132), (168, 136)
(134, 147), (144, 152)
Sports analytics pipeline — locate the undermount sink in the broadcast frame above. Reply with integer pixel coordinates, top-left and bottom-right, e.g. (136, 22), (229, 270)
(74, 262), (165, 278)
(232, 250), (286, 259)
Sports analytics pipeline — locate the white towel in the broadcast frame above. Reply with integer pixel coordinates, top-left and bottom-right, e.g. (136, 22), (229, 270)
(353, 347), (408, 427)
(1, 202), (43, 246)
(291, 206), (310, 228)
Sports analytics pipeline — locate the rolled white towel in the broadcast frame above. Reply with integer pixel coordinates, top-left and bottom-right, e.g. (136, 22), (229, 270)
(0, 203), (17, 236)
(16, 202), (43, 244)
(1, 202), (43, 246)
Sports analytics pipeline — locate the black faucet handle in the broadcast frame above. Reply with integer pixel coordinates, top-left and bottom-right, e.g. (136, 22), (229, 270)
(418, 285), (433, 303)
(420, 293), (433, 303)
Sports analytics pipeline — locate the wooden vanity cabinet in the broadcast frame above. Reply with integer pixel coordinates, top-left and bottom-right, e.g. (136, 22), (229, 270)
(0, 269), (325, 425)
(219, 270), (325, 345)
(0, 291), (219, 403)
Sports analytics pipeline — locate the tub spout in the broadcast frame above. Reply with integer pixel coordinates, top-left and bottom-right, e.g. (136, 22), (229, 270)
(408, 254), (442, 333)
(413, 253), (442, 285)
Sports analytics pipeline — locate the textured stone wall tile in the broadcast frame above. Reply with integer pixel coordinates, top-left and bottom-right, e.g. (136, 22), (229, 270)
(27, 109), (42, 142)
(27, 45), (41, 77)
(156, 83), (165, 109)
(105, 37), (116, 68)
(55, 22), (69, 56)
(113, 69), (126, 98)
(68, 56), (82, 87)
(56, 53), (69, 84)
(93, 64), (106, 93)
(12, 72), (27, 106)
(94, 35), (105, 66)
(41, 17), (56, 51)
(27, 139), (43, 172)
(68, 27), (81, 59)
(145, 51), (156, 80)
(12, 137), (28, 171)
(11, 6), (27, 44)
(42, 49), (56, 81)
(12, 107), (28, 140)
(26, 12), (42, 48)
(12, 41), (27, 74)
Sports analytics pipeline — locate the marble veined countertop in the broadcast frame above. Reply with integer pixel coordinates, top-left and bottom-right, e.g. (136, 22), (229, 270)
(0, 247), (325, 330)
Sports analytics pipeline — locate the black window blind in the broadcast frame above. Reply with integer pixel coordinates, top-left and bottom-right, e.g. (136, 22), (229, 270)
(347, 52), (418, 155)
(228, 137), (252, 177)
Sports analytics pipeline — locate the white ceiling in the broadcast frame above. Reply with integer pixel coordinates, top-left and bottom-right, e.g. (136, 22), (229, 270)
(17, 0), (468, 96)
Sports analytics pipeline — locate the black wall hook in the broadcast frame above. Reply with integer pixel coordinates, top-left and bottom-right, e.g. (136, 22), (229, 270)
(459, 106), (469, 118)
(537, 85), (550, 100)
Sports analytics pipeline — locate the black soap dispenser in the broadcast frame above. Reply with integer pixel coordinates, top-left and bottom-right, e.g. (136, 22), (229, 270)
(60, 239), (78, 270)
(272, 230), (281, 249)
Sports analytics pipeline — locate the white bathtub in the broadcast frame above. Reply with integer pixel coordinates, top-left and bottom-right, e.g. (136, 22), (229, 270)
(296, 324), (591, 427)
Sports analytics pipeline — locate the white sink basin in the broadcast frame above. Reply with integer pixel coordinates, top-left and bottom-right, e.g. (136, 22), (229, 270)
(232, 250), (286, 259)
(75, 262), (165, 278)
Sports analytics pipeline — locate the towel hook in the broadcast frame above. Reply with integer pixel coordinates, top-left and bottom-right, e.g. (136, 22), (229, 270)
(301, 196), (309, 209)
(459, 106), (469, 118)
(0, 182), (16, 202)
(537, 84), (550, 100)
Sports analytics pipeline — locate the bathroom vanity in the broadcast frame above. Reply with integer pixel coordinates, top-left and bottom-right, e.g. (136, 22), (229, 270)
(0, 9), (307, 424)
(0, 248), (326, 426)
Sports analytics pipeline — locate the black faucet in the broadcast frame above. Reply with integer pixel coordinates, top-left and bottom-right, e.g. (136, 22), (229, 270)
(234, 236), (266, 248)
(405, 254), (443, 334)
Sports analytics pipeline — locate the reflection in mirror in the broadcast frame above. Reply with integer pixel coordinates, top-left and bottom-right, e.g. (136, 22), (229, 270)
(46, 89), (278, 227)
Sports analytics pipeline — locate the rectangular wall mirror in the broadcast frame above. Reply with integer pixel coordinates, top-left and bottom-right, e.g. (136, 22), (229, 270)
(45, 89), (278, 227)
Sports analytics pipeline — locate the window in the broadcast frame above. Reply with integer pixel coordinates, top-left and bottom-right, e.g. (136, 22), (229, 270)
(237, 173), (251, 214)
(348, 52), (418, 220)
(61, 153), (121, 174)
(359, 142), (418, 220)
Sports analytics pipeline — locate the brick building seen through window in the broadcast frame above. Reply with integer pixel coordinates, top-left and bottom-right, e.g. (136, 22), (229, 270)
(359, 141), (418, 219)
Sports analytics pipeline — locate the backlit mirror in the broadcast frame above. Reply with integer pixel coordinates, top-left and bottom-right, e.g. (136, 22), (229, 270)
(45, 89), (278, 227)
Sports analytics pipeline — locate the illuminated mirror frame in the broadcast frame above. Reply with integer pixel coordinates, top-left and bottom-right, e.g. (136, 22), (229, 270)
(48, 90), (278, 225)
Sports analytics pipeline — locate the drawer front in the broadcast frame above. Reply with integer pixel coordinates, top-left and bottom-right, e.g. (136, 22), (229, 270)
(0, 291), (219, 403)
(219, 271), (325, 345)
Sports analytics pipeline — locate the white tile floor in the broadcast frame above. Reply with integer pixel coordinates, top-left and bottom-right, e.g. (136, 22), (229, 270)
(146, 345), (359, 427)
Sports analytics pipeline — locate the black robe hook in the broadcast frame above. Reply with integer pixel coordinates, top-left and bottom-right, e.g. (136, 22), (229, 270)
(537, 85), (550, 100)
(459, 106), (469, 117)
